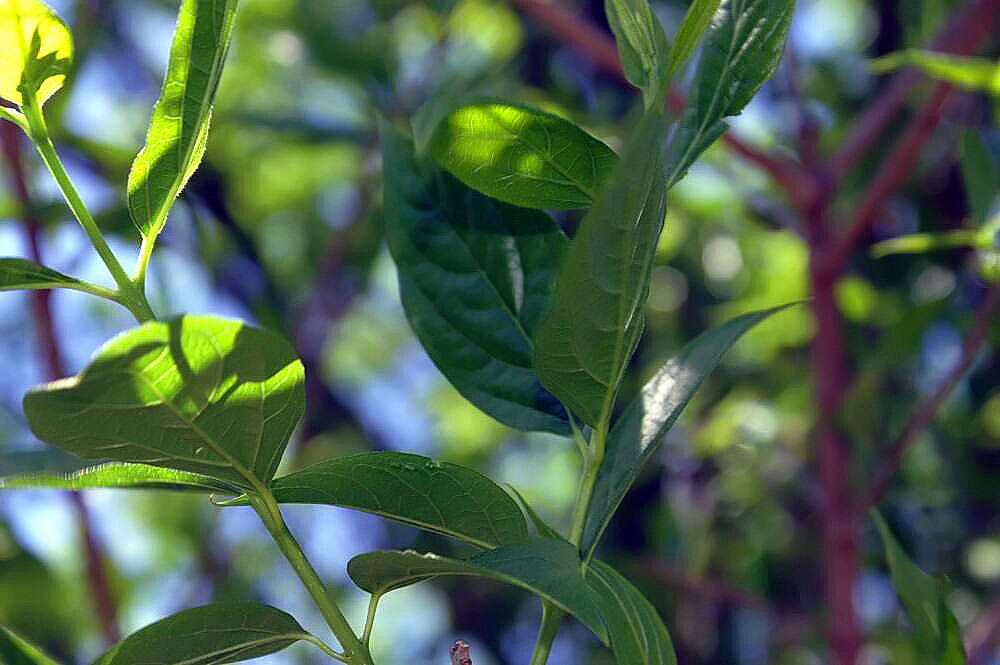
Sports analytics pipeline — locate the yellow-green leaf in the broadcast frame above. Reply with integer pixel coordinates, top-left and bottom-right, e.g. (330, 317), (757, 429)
(0, 0), (72, 106)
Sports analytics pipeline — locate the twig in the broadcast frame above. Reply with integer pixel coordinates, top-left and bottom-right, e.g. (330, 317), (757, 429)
(860, 286), (999, 512)
(450, 640), (472, 665)
(830, 0), (1000, 180)
(0, 122), (121, 645)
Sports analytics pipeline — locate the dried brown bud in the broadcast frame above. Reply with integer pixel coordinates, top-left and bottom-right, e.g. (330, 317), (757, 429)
(450, 639), (472, 665)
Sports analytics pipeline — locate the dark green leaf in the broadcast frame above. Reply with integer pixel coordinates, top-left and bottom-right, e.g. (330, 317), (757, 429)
(383, 122), (571, 434)
(128, 0), (237, 240)
(0, 457), (237, 493)
(348, 539), (609, 644)
(228, 452), (528, 548)
(873, 512), (967, 665)
(505, 484), (564, 541)
(605, 0), (670, 107)
(587, 560), (676, 665)
(666, 0), (722, 75)
(24, 315), (305, 491)
(960, 130), (999, 226)
(427, 100), (618, 209)
(92, 603), (310, 665)
(665, 0), (794, 186)
(534, 112), (669, 427)
(0, 626), (61, 665)
(0, 258), (81, 291)
(581, 305), (794, 556)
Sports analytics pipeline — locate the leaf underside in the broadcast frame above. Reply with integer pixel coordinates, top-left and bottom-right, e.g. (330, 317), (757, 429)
(0, 258), (83, 291)
(0, 0), (73, 106)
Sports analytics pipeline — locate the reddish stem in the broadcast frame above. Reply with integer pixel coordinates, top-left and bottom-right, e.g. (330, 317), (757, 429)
(0, 122), (121, 645)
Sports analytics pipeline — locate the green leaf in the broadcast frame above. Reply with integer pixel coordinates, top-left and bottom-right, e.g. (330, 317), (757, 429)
(0, 626), (61, 665)
(0, 257), (90, 293)
(580, 304), (794, 556)
(93, 603), (311, 665)
(587, 560), (676, 665)
(870, 230), (985, 259)
(0, 458), (237, 493)
(534, 111), (669, 427)
(873, 512), (967, 665)
(665, 0), (794, 186)
(666, 0), (722, 75)
(427, 100), (618, 210)
(605, 0), (670, 108)
(0, 0), (72, 106)
(960, 130), (999, 226)
(227, 452), (528, 548)
(505, 484), (564, 541)
(127, 0), (237, 241)
(23, 315), (305, 491)
(870, 50), (1000, 95)
(383, 122), (571, 434)
(347, 539), (609, 644)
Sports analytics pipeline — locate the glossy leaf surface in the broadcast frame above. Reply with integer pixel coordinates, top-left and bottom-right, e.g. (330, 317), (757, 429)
(348, 539), (609, 644)
(238, 452), (528, 548)
(428, 101), (617, 209)
(534, 112), (668, 427)
(127, 0), (237, 239)
(92, 603), (310, 665)
(666, 0), (722, 75)
(0, 258), (83, 291)
(581, 305), (793, 556)
(24, 315), (305, 491)
(605, 0), (670, 107)
(587, 560), (676, 665)
(665, 0), (794, 186)
(0, 0), (72, 106)
(384, 123), (570, 434)
(0, 626), (61, 665)
(873, 512), (967, 665)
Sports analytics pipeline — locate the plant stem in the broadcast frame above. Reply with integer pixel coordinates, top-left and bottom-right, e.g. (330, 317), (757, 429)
(19, 92), (155, 323)
(250, 491), (374, 665)
(528, 602), (563, 665)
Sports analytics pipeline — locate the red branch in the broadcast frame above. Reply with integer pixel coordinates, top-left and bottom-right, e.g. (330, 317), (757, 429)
(507, 0), (814, 207)
(0, 122), (121, 645)
(861, 286), (999, 512)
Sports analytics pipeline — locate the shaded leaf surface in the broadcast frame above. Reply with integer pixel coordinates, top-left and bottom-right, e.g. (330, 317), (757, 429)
(873, 512), (967, 665)
(0, 257), (83, 291)
(24, 315), (305, 491)
(605, 0), (670, 106)
(0, 0), (72, 106)
(666, 0), (722, 75)
(960, 130), (999, 225)
(665, 0), (794, 186)
(383, 123), (570, 434)
(581, 305), (793, 556)
(348, 539), (609, 644)
(428, 101), (617, 209)
(250, 452), (528, 548)
(587, 560), (676, 665)
(92, 603), (309, 665)
(0, 626), (61, 665)
(127, 0), (237, 239)
(534, 112), (669, 427)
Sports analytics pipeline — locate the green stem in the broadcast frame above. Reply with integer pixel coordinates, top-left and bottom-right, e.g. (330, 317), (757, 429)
(361, 592), (381, 647)
(528, 602), (563, 665)
(250, 491), (374, 665)
(20, 91), (155, 323)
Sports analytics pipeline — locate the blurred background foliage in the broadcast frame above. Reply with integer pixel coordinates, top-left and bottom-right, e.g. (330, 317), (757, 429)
(0, 0), (997, 664)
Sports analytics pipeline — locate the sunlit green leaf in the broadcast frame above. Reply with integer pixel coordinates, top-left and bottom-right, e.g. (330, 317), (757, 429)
(873, 512), (967, 665)
(0, 257), (82, 291)
(960, 130), (999, 225)
(534, 112), (668, 427)
(605, 0), (670, 107)
(665, 0), (794, 186)
(23, 315), (305, 491)
(127, 0), (237, 241)
(427, 100), (618, 209)
(0, 626), (61, 665)
(93, 603), (312, 665)
(587, 560), (676, 665)
(383, 122), (571, 434)
(0, 0), (72, 106)
(581, 305), (794, 556)
(0, 458), (237, 493)
(870, 50), (1000, 94)
(226, 452), (528, 548)
(666, 0), (722, 75)
(348, 539), (609, 644)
